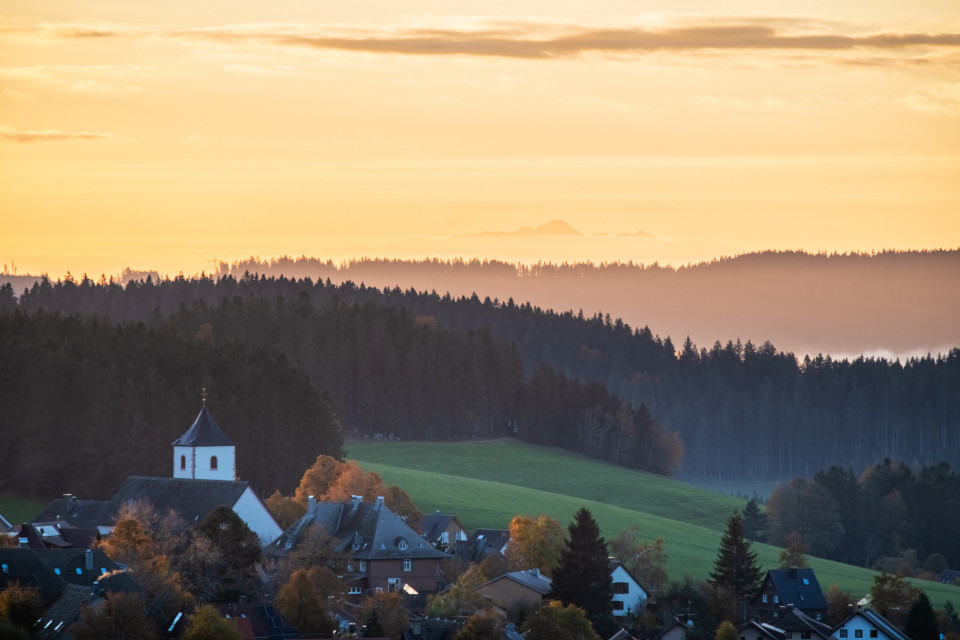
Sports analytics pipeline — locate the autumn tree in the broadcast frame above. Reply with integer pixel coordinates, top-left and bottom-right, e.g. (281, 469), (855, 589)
(361, 591), (409, 640)
(274, 569), (337, 638)
(426, 564), (488, 618)
(505, 513), (564, 574)
(0, 584), (41, 635)
(610, 525), (669, 593)
(184, 604), (242, 640)
(779, 532), (809, 568)
(454, 609), (504, 640)
(71, 593), (157, 640)
(709, 511), (763, 621)
(549, 508), (616, 638)
(716, 620), (739, 640)
(825, 584), (854, 626)
(870, 572), (921, 626)
(522, 600), (601, 640)
(265, 490), (307, 529)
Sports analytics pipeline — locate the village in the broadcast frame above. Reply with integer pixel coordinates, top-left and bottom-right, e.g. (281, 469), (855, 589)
(0, 405), (951, 640)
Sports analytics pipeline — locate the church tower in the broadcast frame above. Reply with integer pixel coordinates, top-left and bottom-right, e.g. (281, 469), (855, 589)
(172, 397), (236, 481)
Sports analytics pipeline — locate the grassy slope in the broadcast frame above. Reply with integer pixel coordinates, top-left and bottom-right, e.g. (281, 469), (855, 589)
(0, 495), (46, 526)
(347, 439), (960, 610)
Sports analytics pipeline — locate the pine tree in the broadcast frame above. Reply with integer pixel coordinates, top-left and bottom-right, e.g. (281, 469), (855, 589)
(549, 507), (616, 638)
(904, 592), (939, 640)
(709, 511), (763, 608)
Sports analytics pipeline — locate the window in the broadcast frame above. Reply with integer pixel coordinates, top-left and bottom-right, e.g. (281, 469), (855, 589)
(398, 540), (408, 551)
(802, 578), (810, 585)
(1, 564), (7, 574)
(855, 630), (863, 638)
(347, 562), (354, 572)
(359, 561), (367, 572)
(799, 594), (805, 601)
(801, 632), (811, 639)
(816, 613), (822, 621)
(75, 568), (83, 575)
(785, 631), (793, 638)
(180, 455), (186, 470)
(210, 456), (218, 470)
(613, 582), (629, 594)
(774, 595), (780, 603)
(762, 594), (768, 603)
(403, 559), (412, 572)
(839, 630), (848, 638)
(870, 631), (878, 638)
(376, 587), (383, 592)
(613, 601), (625, 611)
(348, 587), (362, 595)
(54, 568), (61, 575)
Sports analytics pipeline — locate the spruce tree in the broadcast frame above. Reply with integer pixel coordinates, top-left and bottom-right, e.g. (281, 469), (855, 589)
(549, 508), (616, 638)
(904, 592), (939, 640)
(709, 511), (763, 606)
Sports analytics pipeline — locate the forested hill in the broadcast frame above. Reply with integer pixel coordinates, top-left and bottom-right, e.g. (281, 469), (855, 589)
(3, 273), (958, 485)
(219, 250), (960, 359)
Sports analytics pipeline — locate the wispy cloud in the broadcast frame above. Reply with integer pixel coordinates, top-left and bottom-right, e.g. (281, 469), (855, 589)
(0, 124), (123, 143)
(901, 82), (960, 114)
(5, 18), (960, 61)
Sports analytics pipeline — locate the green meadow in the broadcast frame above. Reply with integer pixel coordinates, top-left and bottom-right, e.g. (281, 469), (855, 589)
(348, 439), (960, 610)
(0, 495), (46, 526)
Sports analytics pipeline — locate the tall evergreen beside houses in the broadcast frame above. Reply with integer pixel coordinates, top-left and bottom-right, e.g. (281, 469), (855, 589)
(709, 510), (763, 618)
(548, 508), (617, 638)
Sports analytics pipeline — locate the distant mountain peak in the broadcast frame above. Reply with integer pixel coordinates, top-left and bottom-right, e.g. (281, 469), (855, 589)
(468, 219), (583, 238)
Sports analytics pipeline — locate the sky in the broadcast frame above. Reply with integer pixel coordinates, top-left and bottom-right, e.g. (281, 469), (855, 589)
(2, 0), (959, 278)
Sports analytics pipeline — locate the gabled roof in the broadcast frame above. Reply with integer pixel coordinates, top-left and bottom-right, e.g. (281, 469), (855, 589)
(37, 583), (94, 638)
(268, 497), (448, 561)
(32, 549), (124, 588)
(738, 619), (786, 640)
(834, 608), (910, 640)
(17, 522), (100, 550)
(172, 406), (235, 447)
(31, 496), (110, 529)
(418, 512), (462, 541)
(763, 568), (828, 610)
(609, 559), (648, 594)
(776, 605), (833, 637)
(0, 548), (68, 604)
(483, 568), (552, 595)
(104, 476), (249, 524)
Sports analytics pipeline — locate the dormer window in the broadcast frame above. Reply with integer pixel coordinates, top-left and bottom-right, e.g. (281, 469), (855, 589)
(398, 540), (408, 551)
(210, 456), (218, 470)
(180, 455), (186, 470)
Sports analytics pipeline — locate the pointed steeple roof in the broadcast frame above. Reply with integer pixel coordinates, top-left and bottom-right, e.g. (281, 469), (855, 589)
(172, 406), (234, 447)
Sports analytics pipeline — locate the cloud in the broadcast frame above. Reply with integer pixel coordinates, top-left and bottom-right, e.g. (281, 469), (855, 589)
(616, 229), (658, 239)
(468, 219), (583, 237)
(901, 82), (960, 114)
(0, 124), (122, 144)
(6, 18), (960, 61)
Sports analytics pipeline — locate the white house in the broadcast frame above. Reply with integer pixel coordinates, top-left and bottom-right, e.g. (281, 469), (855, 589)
(833, 607), (909, 640)
(609, 560), (648, 617)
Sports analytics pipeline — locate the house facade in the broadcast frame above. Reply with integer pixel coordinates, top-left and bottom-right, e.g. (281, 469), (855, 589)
(479, 568), (552, 618)
(610, 559), (648, 617)
(267, 495), (449, 595)
(418, 511), (468, 551)
(750, 567), (828, 622)
(833, 608), (910, 640)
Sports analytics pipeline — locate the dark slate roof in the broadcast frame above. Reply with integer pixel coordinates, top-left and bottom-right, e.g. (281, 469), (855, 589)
(776, 605), (833, 637)
(17, 522), (100, 550)
(268, 497), (448, 561)
(483, 568), (552, 595)
(104, 476), (249, 524)
(765, 568), (827, 610)
(172, 602), (299, 640)
(940, 569), (960, 584)
(31, 496), (110, 529)
(417, 512), (462, 542)
(0, 548), (68, 604)
(94, 570), (142, 596)
(738, 620), (786, 640)
(36, 583), (94, 639)
(473, 529), (510, 551)
(32, 549), (124, 588)
(172, 406), (235, 447)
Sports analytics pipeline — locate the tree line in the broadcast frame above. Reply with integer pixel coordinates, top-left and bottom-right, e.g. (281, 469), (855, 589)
(0, 275), (681, 501)
(4, 270), (959, 483)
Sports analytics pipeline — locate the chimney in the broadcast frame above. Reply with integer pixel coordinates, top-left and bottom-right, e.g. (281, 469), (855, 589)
(530, 567), (539, 577)
(85, 549), (93, 571)
(307, 495), (317, 518)
(376, 496), (384, 507)
(789, 566), (798, 579)
(18, 537), (28, 549)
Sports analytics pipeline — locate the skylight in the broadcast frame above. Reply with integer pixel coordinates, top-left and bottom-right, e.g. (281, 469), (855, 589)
(802, 578), (810, 585)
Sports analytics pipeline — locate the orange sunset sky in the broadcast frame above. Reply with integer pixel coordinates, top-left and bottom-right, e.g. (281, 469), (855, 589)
(2, 0), (959, 278)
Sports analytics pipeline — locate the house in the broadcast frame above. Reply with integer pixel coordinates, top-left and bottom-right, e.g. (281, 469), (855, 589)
(636, 619), (689, 640)
(418, 511), (468, 551)
(832, 607), (910, 640)
(609, 559), (649, 618)
(452, 529), (509, 566)
(737, 619), (787, 640)
(267, 494), (449, 595)
(774, 604), (836, 640)
(0, 547), (139, 639)
(749, 567), (828, 622)
(478, 568), (552, 618)
(167, 601), (298, 640)
(30, 404), (283, 546)
(14, 521), (99, 551)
